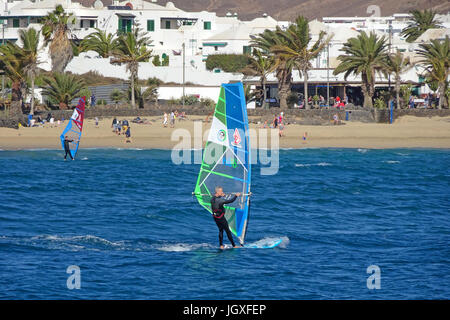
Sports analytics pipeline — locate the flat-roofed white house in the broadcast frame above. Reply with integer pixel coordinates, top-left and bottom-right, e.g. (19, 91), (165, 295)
(1, 0), (449, 105)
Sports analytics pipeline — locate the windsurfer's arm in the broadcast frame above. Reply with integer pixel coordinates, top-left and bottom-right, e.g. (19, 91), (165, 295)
(222, 194), (238, 204)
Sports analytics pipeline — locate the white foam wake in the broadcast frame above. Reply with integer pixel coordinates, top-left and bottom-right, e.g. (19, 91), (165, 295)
(156, 243), (214, 252)
(295, 162), (332, 167)
(247, 236), (290, 249)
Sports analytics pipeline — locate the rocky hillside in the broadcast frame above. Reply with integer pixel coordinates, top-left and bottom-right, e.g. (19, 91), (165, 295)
(77, 0), (449, 20)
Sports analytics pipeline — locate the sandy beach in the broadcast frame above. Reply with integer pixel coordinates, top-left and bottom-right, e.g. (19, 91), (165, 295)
(1, 115), (450, 150)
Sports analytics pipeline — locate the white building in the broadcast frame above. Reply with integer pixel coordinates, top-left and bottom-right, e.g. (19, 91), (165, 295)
(1, 0), (449, 104)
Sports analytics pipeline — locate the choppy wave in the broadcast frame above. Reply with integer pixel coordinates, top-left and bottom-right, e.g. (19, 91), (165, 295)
(295, 162), (332, 167)
(1, 148), (449, 299)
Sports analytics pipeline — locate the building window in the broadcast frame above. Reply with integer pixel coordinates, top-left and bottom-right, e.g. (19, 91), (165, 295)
(90, 20), (95, 28)
(118, 19), (132, 33)
(13, 18), (20, 28)
(165, 20), (171, 29)
(243, 46), (251, 54)
(204, 21), (211, 30)
(147, 19), (155, 32)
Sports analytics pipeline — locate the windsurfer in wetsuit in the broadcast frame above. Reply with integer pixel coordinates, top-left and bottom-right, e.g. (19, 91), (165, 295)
(211, 186), (241, 249)
(63, 135), (74, 160)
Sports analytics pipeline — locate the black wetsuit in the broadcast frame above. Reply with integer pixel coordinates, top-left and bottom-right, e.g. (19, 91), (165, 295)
(211, 194), (238, 247)
(64, 138), (74, 160)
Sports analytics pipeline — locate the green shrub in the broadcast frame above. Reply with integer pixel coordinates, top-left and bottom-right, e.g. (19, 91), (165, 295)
(179, 95), (199, 105)
(400, 84), (413, 108)
(374, 97), (386, 109)
(200, 97), (216, 108)
(110, 88), (125, 104)
(152, 55), (161, 66)
(97, 99), (107, 105)
(312, 95), (319, 105)
(205, 54), (250, 73)
(162, 55), (169, 66)
(287, 91), (299, 108)
(146, 77), (163, 86)
(79, 88), (92, 101)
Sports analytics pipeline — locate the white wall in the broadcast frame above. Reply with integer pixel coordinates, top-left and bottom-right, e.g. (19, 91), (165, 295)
(65, 54), (243, 86)
(157, 86), (220, 101)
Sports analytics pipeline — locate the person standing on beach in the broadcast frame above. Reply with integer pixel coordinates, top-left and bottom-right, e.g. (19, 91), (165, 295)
(112, 117), (117, 133)
(90, 94), (96, 108)
(279, 116), (284, 137)
(302, 132), (308, 144)
(117, 120), (122, 135)
(272, 115), (278, 129)
(63, 136), (75, 160)
(124, 126), (132, 143)
(163, 112), (168, 127)
(170, 111), (175, 128)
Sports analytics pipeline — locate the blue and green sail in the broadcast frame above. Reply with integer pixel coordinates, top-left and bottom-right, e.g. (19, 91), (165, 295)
(194, 82), (251, 245)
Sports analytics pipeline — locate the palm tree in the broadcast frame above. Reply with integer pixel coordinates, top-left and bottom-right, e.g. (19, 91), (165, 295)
(416, 36), (450, 109)
(144, 77), (161, 105)
(401, 9), (443, 43)
(243, 84), (257, 105)
(18, 28), (41, 115)
(251, 28), (294, 109)
(111, 27), (152, 108)
(0, 41), (27, 119)
(241, 49), (274, 109)
(110, 88), (125, 105)
(272, 16), (331, 109)
(333, 31), (390, 108)
(42, 72), (86, 109)
(41, 4), (76, 73)
(386, 51), (412, 109)
(80, 28), (118, 58)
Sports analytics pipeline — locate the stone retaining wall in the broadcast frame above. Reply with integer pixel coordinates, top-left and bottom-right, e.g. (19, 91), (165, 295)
(2, 105), (450, 128)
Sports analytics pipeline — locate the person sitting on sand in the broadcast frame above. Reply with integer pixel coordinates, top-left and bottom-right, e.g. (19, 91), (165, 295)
(333, 113), (340, 125)
(302, 132), (308, 144)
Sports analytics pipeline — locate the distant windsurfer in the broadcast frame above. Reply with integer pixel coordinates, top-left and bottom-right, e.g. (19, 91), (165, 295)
(211, 186), (241, 249)
(63, 135), (74, 160)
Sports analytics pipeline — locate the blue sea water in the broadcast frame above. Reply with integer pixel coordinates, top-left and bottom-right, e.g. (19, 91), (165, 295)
(0, 148), (449, 299)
